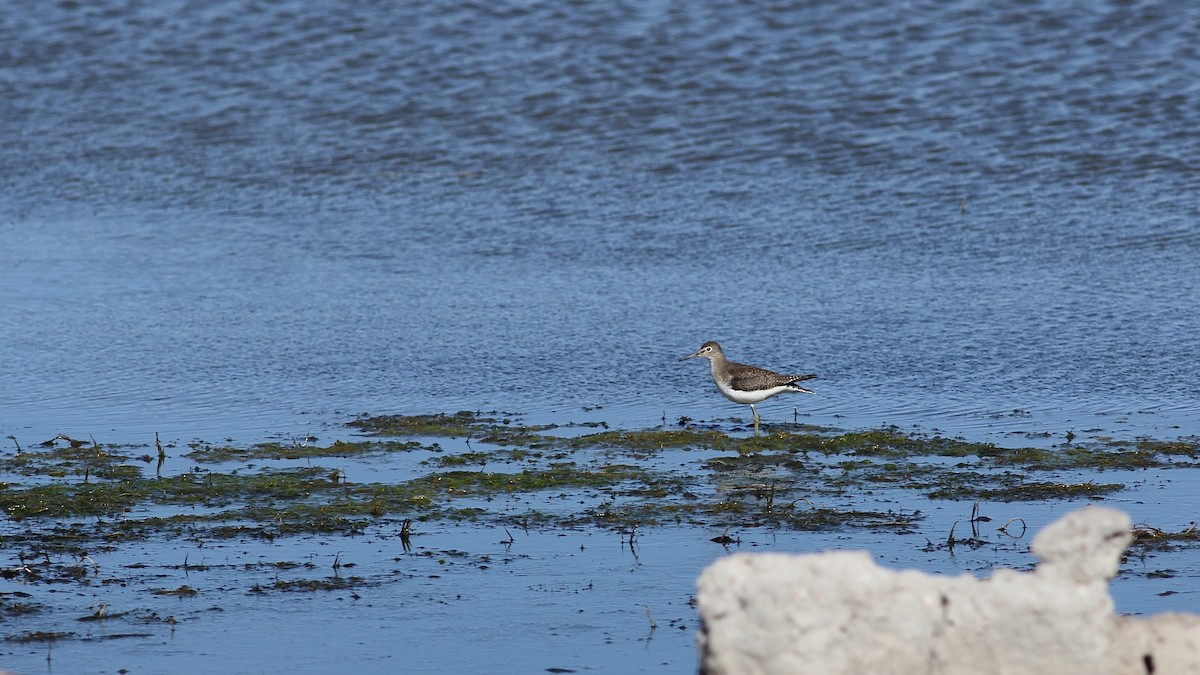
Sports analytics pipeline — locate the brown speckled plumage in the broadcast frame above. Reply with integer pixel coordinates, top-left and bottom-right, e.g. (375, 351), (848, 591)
(682, 341), (816, 433)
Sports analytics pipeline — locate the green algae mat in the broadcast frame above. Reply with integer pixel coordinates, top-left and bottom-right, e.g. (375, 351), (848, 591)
(4, 411), (1200, 653)
(3, 412), (1198, 560)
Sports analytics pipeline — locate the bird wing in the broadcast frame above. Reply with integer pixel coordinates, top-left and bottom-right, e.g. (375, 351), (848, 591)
(728, 364), (796, 391)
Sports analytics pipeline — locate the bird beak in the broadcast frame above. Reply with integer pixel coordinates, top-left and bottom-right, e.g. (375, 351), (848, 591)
(680, 351), (700, 361)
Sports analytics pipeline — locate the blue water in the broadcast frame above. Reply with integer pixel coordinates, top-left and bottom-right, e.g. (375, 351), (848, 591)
(3, 0), (1200, 671)
(4, 0), (1200, 448)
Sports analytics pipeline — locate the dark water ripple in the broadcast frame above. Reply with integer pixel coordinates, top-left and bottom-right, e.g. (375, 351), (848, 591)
(5, 1), (1199, 204)
(2, 0), (1199, 444)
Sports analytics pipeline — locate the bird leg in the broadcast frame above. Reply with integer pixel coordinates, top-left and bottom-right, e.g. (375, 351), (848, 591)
(750, 404), (760, 435)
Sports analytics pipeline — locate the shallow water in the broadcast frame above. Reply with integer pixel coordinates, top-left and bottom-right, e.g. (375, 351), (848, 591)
(1, 427), (1197, 674)
(3, 0), (1200, 671)
(4, 0), (1200, 450)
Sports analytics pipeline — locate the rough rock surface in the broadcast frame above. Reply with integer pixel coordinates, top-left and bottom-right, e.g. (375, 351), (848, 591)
(696, 507), (1200, 674)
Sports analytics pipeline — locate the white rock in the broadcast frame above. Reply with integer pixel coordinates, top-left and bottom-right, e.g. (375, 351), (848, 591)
(696, 506), (1200, 675)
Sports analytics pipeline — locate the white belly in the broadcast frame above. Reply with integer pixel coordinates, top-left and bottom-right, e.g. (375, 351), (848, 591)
(716, 380), (795, 405)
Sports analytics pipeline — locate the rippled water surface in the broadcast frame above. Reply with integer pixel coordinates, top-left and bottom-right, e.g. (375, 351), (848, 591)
(3, 0), (1200, 671)
(4, 0), (1200, 445)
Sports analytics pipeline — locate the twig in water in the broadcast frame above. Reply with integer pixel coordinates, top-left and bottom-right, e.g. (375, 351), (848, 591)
(710, 528), (739, 545)
(49, 433), (86, 448)
(400, 519), (413, 553)
(644, 605), (657, 631)
(183, 554), (205, 574)
(156, 432), (166, 476)
(8, 435), (21, 455)
(997, 517), (1027, 539)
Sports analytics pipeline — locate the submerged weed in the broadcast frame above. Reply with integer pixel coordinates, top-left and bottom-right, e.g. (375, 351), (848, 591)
(151, 585), (199, 597)
(570, 429), (734, 452)
(1129, 523), (1200, 552)
(271, 577), (364, 592)
(927, 480), (1123, 502)
(6, 631), (75, 642)
(1, 414), (1196, 588)
(348, 411), (500, 437)
(425, 451), (491, 467)
(185, 439), (423, 463)
(1135, 439), (1200, 459)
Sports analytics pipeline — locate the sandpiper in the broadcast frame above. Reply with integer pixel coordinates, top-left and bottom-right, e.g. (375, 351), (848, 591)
(682, 341), (816, 434)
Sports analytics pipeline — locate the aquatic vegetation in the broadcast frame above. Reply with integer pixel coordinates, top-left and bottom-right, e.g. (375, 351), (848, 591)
(184, 439), (424, 463)
(1129, 523), (1200, 552)
(1, 442), (144, 479)
(0, 481), (147, 520)
(5, 630), (75, 642)
(151, 585), (198, 597)
(424, 451), (492, 467)
(1135, 439), (1200, 459)
(0, 592), (41, 620)
(3, 411), (1200, 648)
(927, 480), (1124, 502)
(5, 415), (1193, 541)
(347, 410), (506, 437)
(570, 429), (735, 452)
(269, 577), (364, 592)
